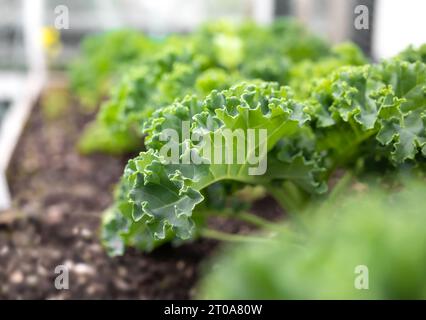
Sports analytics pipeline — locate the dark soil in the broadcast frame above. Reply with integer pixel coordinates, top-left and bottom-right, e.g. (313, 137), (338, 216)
(0, 92), (282, 299)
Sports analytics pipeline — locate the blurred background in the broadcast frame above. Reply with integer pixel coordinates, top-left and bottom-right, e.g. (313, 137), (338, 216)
(0, 0), (425, 209)
(3, 0), (426, 68)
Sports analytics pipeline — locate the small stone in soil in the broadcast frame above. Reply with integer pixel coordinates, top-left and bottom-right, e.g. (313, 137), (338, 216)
(177, 260), (186, 271)
(73, 263), (95, 276)
(0, 246), (9, 256)
(10, 271), (24, 284)
(45, 205), (65, 225)
(26, 275), (38, 286)
(80, 228), (92, 239)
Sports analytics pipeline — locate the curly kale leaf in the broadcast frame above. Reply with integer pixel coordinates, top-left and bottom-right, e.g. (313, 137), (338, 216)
(103, 83), (326, 254)
(309, 59), (426, 167)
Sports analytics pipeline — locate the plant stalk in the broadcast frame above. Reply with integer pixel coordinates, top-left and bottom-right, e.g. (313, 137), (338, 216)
(200, 228), (274, 244)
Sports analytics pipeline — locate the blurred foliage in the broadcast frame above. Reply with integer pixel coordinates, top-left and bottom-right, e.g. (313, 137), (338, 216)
(199, 179), (426, 299)
(77, 121), (141, 155)
(69, 29), (159, 110)
(398, 44), (426, 64)
(73, 19), (367, 155)
(289, 42), (367, 99)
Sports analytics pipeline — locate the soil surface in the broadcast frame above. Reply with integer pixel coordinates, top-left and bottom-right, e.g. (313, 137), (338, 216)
(0, 92), (282, 299)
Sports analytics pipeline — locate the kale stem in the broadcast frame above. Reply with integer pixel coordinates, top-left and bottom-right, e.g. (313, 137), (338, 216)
(328, 170), (353, 202)
(206, 209), (284, 232)
(200, 228), (274, 244)
(234, 211), (284, 232)
(265, 182), (306, 215)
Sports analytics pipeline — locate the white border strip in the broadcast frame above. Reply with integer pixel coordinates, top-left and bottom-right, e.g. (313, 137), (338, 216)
(0, 73), (44, 211)
(0, 0), (46, 211)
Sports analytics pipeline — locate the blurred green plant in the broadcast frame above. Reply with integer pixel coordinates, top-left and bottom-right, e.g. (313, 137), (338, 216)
(69, 29), (159, 110)
(397, 44), (426, 64)
(75, 19), (352, 155)
(199, 179), (426, 299)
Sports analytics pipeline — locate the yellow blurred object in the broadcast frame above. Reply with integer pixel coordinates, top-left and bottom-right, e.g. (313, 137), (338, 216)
(41, 26), (62, 59)
(42, 27), (60, 47)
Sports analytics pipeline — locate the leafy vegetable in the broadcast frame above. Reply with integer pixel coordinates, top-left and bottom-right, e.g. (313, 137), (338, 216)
(309, 59), (426, 168)
(102, 50), (426, 255)
(101, 83), (326, 255)
(101, 55), (426, 255)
